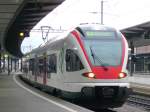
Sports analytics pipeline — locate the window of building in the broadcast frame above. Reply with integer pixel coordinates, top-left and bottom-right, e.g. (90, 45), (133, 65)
(66, 49), (84, 71)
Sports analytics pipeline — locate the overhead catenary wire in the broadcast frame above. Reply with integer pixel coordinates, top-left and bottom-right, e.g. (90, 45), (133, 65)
(30, 28), (66, 33)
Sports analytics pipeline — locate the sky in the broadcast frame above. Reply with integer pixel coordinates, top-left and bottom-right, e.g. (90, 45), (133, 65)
(21, 0), (150, 53)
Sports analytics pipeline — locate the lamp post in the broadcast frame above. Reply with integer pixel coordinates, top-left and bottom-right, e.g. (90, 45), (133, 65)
(101, 0), (104, 24)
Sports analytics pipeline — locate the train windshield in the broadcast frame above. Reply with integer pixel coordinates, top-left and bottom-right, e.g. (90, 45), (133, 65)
(83, 39), (122, 66)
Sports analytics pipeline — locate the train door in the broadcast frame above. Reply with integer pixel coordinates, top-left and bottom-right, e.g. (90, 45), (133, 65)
(43, 54), (47, 85)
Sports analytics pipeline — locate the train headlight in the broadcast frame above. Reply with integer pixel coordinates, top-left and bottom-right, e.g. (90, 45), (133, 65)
(83, 72), (96, 79)
(118, 72), (127, 79)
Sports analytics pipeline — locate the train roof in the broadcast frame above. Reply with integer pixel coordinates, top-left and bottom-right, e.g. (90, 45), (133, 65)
(24, 30), (71, 57)
(24, 23), (118, 57)
(78, 23), (117, 31)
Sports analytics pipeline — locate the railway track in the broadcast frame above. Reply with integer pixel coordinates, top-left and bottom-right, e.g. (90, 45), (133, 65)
(127, 93), (150, 110)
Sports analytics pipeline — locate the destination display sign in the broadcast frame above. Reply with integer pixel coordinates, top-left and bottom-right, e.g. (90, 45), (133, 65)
(85, 31), (115, 38)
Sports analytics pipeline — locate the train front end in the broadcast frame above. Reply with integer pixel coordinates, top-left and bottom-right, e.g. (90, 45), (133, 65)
(72, 24), (130, 108)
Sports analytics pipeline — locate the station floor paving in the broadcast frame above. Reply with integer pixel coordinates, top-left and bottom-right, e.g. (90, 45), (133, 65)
(0, 74), (92, 112)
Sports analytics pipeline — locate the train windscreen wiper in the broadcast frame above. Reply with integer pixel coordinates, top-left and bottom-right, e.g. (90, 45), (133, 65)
(89, 46), (108, 71)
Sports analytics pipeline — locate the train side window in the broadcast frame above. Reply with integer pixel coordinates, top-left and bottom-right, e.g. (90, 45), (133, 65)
(48, 54), (57, 73)
(38, 58), (44, 74)
(29, 59), (35, 75)
(66, 49), (84, 72)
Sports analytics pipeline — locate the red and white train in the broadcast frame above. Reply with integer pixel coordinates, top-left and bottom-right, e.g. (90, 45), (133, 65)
(22, 23), (130, 108)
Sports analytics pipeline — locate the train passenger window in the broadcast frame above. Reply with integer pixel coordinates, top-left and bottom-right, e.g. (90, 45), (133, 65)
(66, 49), (84, 71)
(38, 58), (44, 74)
(48, 54), (57, 73)
(29, 59), (35, 75)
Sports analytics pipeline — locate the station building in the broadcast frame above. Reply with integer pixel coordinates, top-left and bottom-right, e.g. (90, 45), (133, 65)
(121, 21), (150, 74)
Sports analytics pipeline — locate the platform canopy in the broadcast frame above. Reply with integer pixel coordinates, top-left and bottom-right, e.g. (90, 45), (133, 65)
(121, 21), (150, 39)
(121, 21), (150, 47)
(0, 0), (64, 57)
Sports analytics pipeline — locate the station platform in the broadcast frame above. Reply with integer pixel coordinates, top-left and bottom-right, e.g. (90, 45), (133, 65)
(129, 73), (150, 95)
(130, 73), (150, 85)
(0, 73), (92, 112)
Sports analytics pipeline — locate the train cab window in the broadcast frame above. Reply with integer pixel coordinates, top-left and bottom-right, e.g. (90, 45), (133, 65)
(48, 54), (57, 73)
(66, 49), (84, 72)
